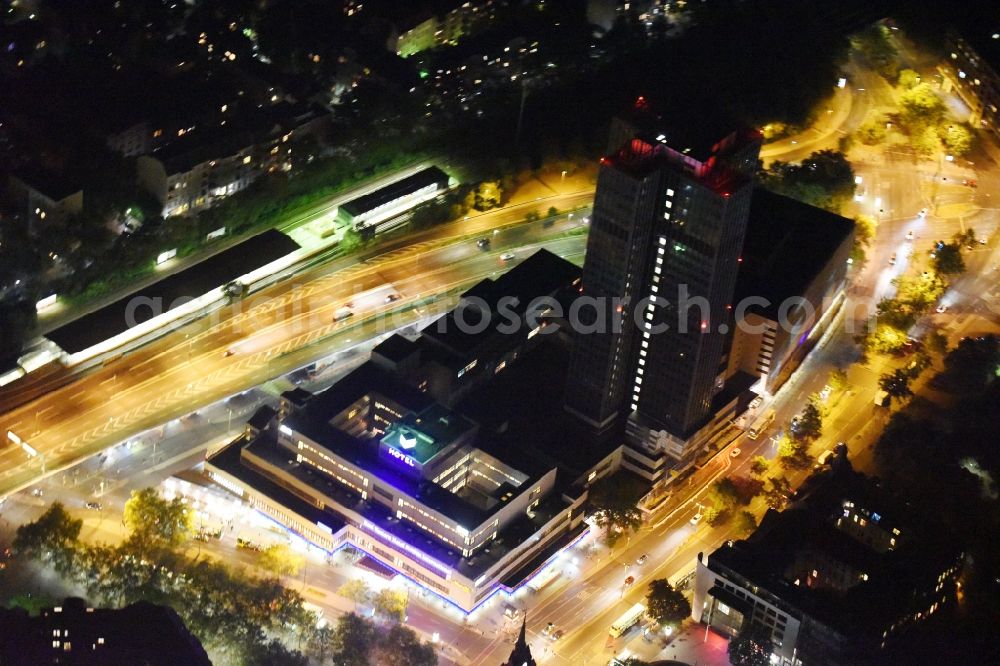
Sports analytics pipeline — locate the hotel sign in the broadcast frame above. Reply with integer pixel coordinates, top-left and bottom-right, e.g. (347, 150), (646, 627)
(386, 446), (417, 468)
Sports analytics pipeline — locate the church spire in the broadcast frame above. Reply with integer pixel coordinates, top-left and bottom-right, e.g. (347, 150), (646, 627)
(502, 614), (536, 666)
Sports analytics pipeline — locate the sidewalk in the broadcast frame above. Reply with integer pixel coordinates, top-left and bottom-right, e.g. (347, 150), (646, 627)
(665, 624), (731, 666)
(627, 623), (731, 666)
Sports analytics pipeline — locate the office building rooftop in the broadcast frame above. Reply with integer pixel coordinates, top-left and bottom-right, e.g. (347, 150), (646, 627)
(736, 187), (855, 319)
(421, 248), (580, 359)
(340, 166), (450, 217)
(382, 404), (476, 465)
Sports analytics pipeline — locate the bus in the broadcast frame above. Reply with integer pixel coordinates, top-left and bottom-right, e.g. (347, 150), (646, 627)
(668, 567), (696, 592)
(747, 409), (776, 440)
(609, 603), (646, 638)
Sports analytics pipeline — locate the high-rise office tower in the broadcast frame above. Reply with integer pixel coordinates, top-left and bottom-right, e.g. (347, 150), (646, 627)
(565, 106), (761, 464)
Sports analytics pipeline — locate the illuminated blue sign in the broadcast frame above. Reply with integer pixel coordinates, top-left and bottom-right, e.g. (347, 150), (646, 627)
(362, 520), (450, 576)
(386, 446), (417, 468)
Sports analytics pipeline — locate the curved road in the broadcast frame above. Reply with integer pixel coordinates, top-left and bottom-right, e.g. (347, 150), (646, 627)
(0, 194), (593, 497)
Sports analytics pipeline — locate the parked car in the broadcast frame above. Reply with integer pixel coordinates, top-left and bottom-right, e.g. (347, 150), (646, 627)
(889, 253), (896, 265)
(749, 396), (763, 410)
(730, 448), (742, 458)
(690, 513), (704, 526)
(936, 303), (948, 314)
(86, 502), (102, 510)
(815, 449), (835, 468)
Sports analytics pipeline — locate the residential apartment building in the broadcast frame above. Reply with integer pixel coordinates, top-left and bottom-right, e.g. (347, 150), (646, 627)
(0, 597), (210, 665)
(693, 455), (963, 665)
(940, 29), (1000, 141)
(8, 167), (84, 229)
(388, 0), (505, 58)
(137, 102), (326, 218)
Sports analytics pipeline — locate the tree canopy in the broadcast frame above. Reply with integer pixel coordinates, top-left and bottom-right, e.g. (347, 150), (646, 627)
(259, 543), (305, 577)
(368, 623), (438, 666)
(372, 588), (408, 622)
(728, 623), (774, 666)
(123, 488), (193, 550)
(764, 476), (793, 511)
(750, 455), (770, 477)
(645, 579), (691, 627)
(897, 69), (920, 90)
(338, 579), (370, 605)
(900, 83), (947, 129)
(941, 335), (1000, 391)
(854, 24), (898, 78)
(760, 151), (856, 212)
(791, 400), (823, 443)
(708, 477), (742, 511)
(941, 124), (973, 156)
(588, 475), (644, 544)
(306, 612), (435, 666)
(933, 241), (966, 276)
(879, 368), (914, 403)
(13, 502), (82, 574)
(735, 510), (759, 537)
